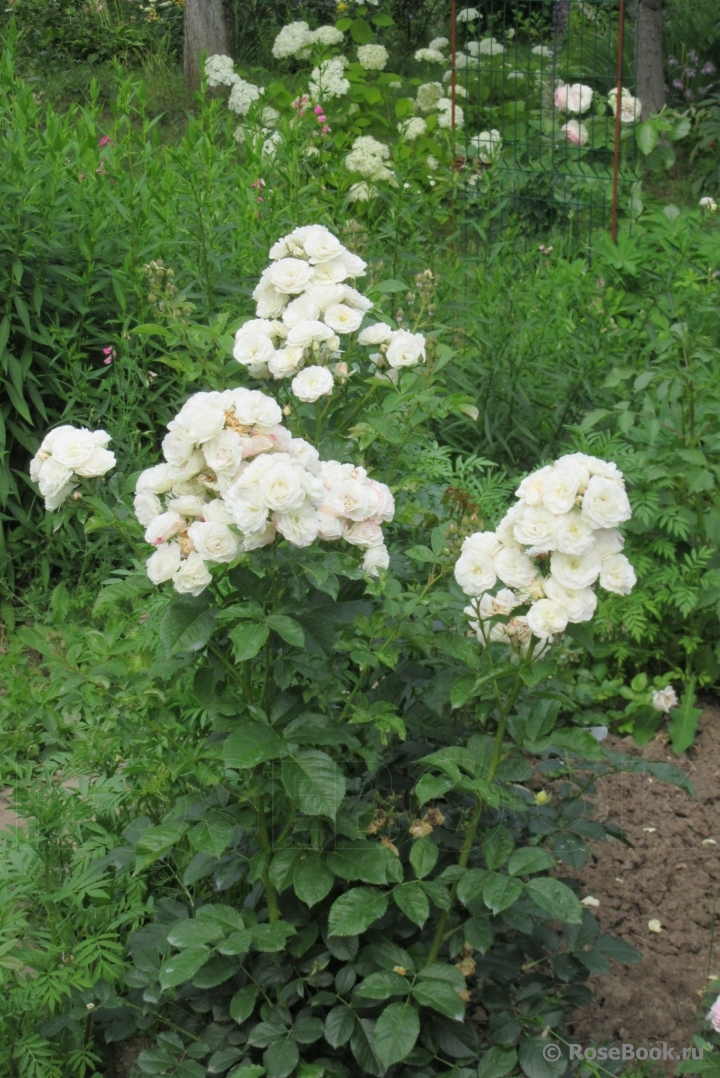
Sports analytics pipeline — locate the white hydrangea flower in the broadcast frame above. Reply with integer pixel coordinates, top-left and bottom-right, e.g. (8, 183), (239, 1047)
(309, 57), (350, 101)
(345, 136), (393, 182)
(478, 37), (504, 55)
(416, 82), (444, 111)
(228, 78), (262, 116)
(272, 21), (314, 59)
(357, 44), (389, 71)
(399, 117), (427, 141)
(470, 129), (502, 163)
(532, 44), (553, 57)
(205, 54), (238, 88)
(415, 48), (446, 63)
(311, 24), (344, 46)
(457, 7), (480, 21)
(437, 103), (463, 129)
(429, 37), (449, 51)
(348, 181), (377, 202)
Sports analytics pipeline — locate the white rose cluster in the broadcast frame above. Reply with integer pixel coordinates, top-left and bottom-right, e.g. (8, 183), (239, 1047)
(608, 87), (642, 123)
(135, 386), (395, 595)
(454, 453), (636, 647)
(233, 227), (428, 399)
(30, 426), (116, 510)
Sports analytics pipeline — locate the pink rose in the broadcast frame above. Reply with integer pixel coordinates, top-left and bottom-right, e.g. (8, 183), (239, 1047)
(707, 995), (720, 1033)
(561, 120), (589, 146)
(554, 85), (569, 110)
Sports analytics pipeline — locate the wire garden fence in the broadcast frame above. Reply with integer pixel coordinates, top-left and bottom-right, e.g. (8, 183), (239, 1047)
(452, 0), (640, 251)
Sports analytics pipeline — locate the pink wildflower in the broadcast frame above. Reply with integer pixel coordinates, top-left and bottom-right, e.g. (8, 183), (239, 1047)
(103, 346), (116, 365)
(99, 135), (113, 147)
(322, 125), (331, 134)
(314, 104), (324, 115)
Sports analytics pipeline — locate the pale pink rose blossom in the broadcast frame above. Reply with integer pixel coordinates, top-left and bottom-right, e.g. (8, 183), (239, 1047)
(561, 120), (589, 146)
(707, 995), (720, 1033)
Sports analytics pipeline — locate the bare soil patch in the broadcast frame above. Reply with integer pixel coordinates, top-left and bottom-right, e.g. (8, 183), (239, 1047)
(569, 706), (720, 1048)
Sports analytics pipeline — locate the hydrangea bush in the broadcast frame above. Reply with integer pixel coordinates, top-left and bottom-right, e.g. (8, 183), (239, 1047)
(27, 225), (688, 1078)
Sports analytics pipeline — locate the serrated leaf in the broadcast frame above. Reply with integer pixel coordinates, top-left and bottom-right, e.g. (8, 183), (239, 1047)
(230, 985), (259, 1024)
(483, 873), (523, 914)
(324, 1005), (355, 1048)
(392, 883), (429, 927)
(293, 855), (334, 907)
(414, 773), (454, 807)
(409, 838), (438, 880)
(356, 971), (410, 1000)
(167, 921), (223, 949)
(159, 598), (216, 655)
(326, 843), (388, 884)
(159, 946), (211, 989)
(479, 1046), (518, 1078)
(208, 1048), (244, 1073)
(224, 722), (287, 770)
(251, 922), (296, 952)
(507, 847), (555, 877)
(231, 622), (269, 662)
(412, 966), (465, 1020)
(328, 887), (388, 936)
(135, 821), (189, 870)
(266, 614), (305, 648)
(281, 750), (346, 819)
(373, 1001), (419, 1067)
(525, 877), (582, 923)
(263, 1038), (298, 1078)
(457, 868), (487, 907)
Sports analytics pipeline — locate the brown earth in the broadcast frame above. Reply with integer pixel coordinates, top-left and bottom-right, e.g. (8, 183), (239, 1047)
(569, 706), (720, 1050)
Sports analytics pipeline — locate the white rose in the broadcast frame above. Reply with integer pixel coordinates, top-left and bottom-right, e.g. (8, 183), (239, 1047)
(305, 281), (346, 311)
(146, 542), (182, 584)
(286, 320), (334, 349)
(173, 551), (212, 596)
(317, 509), (344, 539)
(553, 508), (595, 556)
(323, 303), (364, 335)
(29, 450), (47, 483)
(543, 576), (597, 623)
(342, 285), (373, 312)
(345, 520), (384, 548)
(233, 330), (276, 368)
(462, 531), (501, 558)
(365, 479), (395, 522)
(527, 598), (568, 638)
(599, 553), (636, 595)
(144, 511), (185, 546)
(550, 550), (601, 590)
(494, 546), (538, 588)
(40, 425), (72, 454)
(162, 427), (195, 467)
(136, 463), (176, 494)
(515, 465), (552, 506)
(292, 366), (334, 403)
(187, 521), (241, 564)
(274, 502), (320, 547)
(303, 227), (345, 264)
(363, 544), (390, 575)
(267, 258), (314, 295)
(494, 505), (525, 548)
(311, 257), (350, 285)
(253, 274), (287, 319)
(203, 499), (234, 525)
(239, 318), (277, 338)
(386, 330), (426, 369)
(586, 456), (623, 481)
(267, 347), (303, 379)
(358, 323), (393, 345)
(134, 490), (162, 525)
(203, 430), (244, 474)
(289, 438), (321, 474)
(592, 528), (624, 559)
(454, 547), (497, 596)
(269, 236), (290, 259)
(513, 505), (556, 548)
(581, 476), (632, 529)
(542, 463), (587, 515)
(282, 293), (321, 328)
(166, 494), (206, 518)
(49, 426), (97, 469)
(479, 588), (517, 618)
(38, 456), (73, 498)
(229, 389), (283, 431)
(73, 447), (116, 478)
(259, 459), (307, 513)
(333, 478), (370, 521)
(174, 399), (226, 444)
(243, 521), (277, 550)
(44, 478), (77, 510)
(652, 686), (678, 713)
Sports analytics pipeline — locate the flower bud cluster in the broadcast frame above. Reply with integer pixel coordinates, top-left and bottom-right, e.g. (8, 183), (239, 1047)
(454, 453), (636, 647)
(30, 426), (116, 510)
(233, 226), (427, 401)
(135, 386), (394, 596)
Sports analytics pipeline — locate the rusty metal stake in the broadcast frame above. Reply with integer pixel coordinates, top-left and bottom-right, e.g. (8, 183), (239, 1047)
(610, 0), (626, 244)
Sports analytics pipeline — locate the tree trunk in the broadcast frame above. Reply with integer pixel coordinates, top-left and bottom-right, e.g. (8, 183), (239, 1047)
(636, 0), (665, 118)
(184, 0), (234, 88)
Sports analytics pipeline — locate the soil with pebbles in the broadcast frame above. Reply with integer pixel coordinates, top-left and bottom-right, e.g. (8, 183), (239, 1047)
(568, 706), (720, 1050)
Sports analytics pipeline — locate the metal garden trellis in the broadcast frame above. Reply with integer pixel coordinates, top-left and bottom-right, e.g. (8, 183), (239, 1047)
(448, 0), (639, 249)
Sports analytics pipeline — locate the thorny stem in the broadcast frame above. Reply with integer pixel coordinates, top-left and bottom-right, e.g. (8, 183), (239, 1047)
(255, 797), (281, 923)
